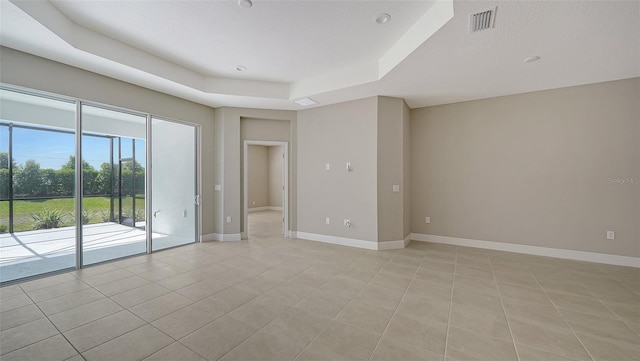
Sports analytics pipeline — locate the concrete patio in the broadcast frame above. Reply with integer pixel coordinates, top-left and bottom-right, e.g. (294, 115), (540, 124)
(0, 223), (191, 283)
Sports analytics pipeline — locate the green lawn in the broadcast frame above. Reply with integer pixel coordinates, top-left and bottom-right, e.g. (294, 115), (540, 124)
(0, 196), (145, 233)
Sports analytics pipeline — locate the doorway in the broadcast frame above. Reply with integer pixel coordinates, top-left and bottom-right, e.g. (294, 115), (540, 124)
(243, 141), (288, 239)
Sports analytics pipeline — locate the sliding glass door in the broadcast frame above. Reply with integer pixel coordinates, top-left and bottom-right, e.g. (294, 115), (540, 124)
(151, 117), (198, 251)
(81, 105), (147, 266)
(0, 85), (200, 284)
(0, 89), (77, 283)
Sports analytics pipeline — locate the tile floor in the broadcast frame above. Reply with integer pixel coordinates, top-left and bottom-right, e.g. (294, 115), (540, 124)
(1, 211), (638, 361)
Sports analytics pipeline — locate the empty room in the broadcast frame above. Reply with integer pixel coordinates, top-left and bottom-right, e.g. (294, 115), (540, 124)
(0, 1), (638, 361)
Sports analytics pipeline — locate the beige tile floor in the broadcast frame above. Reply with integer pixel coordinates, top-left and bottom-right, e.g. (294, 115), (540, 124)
(1, 211), (638, 361)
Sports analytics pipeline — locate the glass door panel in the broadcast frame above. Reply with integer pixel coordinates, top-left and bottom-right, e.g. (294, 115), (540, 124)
(151, 118), (197, 251)
(0, 89), (76, 282)
(81, 105), (147, 266)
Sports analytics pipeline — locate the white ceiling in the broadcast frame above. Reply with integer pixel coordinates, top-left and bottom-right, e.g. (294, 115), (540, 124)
(1, 0), (639, 111)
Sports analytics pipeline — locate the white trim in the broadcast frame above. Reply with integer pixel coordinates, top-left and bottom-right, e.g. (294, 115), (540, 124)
(378, 240), (406, 250)
(202, 233), (218, 242)
(404, 234), (412, 247)
(410, 233), (640, 268)
(201, 233), (242, 242)
(292, 231), (405, 251)
(293, 232), (379, 250)
(248, 206), (283, 213)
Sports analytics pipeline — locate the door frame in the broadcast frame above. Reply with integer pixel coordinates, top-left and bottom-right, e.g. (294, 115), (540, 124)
(243, 140), (289, 239)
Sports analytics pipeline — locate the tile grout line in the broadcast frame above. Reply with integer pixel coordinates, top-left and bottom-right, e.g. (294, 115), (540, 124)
(366, 251), (426, 361)
(291, 251), (396, 361)
(441, 246), (458, 361)
(575, 272), (640, 338)
(74, 255), (259, 359)
(20, 263), (215, 359)
(7, 283), (88, 360)
(527, 263), (597, 361)
(2, 214), (295, 359)
(182, 248), (368, 360)
(487, 253), (521, 361)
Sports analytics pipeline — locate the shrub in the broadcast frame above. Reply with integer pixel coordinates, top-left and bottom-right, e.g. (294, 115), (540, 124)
(31, 208), (67, 230)
(135, 208), (146, 222)
(73, 209), (92, 225)
(98, 209), (112, 223)
(0, 224), (7, 233)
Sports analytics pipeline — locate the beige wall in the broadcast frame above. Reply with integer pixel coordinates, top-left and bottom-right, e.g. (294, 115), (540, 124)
(402, 100), (411, 238)
(0, 47), (217, 236)
(411, 78), (640, 257)
(268, 146), (284, 207)
(297, 97), (379, 242)
(247, 145), (269, 208)
(247, 145), (283, 210)
(213, 108), (296, 237)
(377, 97), (409, 242)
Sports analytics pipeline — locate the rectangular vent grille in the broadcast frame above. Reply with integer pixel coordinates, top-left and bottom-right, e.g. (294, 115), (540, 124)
(470, 8), (496, 32)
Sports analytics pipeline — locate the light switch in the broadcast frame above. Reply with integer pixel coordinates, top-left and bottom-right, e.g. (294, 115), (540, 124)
(392, 185), (400, 192)
(214, 184), (221, 191)
(325, 163), (331, 170)
(226, 216), (232, 223)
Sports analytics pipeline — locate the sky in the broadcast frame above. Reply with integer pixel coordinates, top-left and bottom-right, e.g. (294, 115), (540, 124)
(1, 125), (145, 170)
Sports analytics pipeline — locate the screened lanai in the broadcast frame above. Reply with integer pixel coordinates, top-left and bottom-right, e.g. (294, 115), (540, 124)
(0, 87), (199, 284)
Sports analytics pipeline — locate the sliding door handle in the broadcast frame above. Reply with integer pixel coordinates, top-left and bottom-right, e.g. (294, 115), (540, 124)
(194, 195), (201, 206)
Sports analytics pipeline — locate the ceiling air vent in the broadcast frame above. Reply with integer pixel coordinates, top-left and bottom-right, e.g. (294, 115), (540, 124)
(470, 7), (496, 33)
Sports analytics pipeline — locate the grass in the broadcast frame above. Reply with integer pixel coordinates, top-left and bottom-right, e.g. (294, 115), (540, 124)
(0, 196), (145, 232)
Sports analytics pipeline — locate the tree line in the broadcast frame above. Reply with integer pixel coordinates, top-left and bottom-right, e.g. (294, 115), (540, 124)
(0, 153), (144, 199)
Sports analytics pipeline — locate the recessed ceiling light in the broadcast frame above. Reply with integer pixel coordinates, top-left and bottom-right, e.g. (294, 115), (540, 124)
(237, 0), (252, 9)
(375, 13), (391, 24)
(294, 98), (318, 107)
(236, 65), (246, 72)
(524, 56), (541, 63)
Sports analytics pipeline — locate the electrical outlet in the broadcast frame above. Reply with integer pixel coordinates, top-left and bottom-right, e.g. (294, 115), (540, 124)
(326, 217), (330, 225)
(607, 231), (615, 240)
(344, 219), (351, 227)
(425, 217), (430, 224)
(226, 216), (232, 223)
(325, 163), (331, 170)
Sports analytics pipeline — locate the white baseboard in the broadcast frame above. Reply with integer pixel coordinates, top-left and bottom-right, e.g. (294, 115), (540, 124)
(378, 239), (406, 250)
(202, 233), (242, 242)
(291, 231), (405, 251)
(404, 234), (412, 247)
(248, 206), (283, 213)
(292, 231), (378, 250)
(411, 233), (640, 268)
(202, 233), (217, 242)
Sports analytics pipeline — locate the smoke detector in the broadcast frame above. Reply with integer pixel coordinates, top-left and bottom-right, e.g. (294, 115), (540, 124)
(470, 7), (496, 33)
